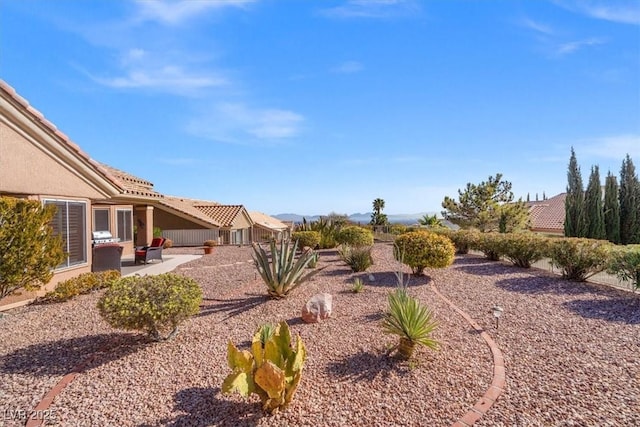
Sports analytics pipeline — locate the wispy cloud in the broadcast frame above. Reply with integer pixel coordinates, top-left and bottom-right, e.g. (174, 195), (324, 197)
(520, 17), (555, 35)
(320, 0), (420, 19)
(187, 103), (304, 144)
(133, 0), (256, 26)
(330, 61), (364, 74)
(89, 49), (228, 95)
(553, 1), (640, 25)
(581, 134), (640, 160)
(554, 37), (607, 56)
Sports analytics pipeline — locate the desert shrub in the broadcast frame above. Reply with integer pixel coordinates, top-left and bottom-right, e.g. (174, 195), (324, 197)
(223, 321), (306, 414)
(307, 251), (319, 268)
(41, 270), (121, 303)
(498, 233), (549, 268)
(389, 224), (408, 235)
(339, 245), (373, 272)
(607, 245), (640, 290)
(546, 238), (612, 281)
(0, 197), (66, 299)
(291, 231), (321, 250)
(476, 232), (505, 261)
(382, 287), (439, 360)
(204, 240), (217, 247)
(163, 239), (173, 249)
(97, 273), (202, 341)
(295, 217), (339, 249)
(336, 226), (374, 247)
(252, 239), (322, 298)
(394, 231), (455, 275)
(448, 229), (480, 254)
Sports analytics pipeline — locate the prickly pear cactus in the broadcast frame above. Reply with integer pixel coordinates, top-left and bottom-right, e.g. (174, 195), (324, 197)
(222, 321), (306, 413)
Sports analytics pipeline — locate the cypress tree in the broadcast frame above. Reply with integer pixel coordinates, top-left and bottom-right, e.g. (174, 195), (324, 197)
(604, 171), (620, 244)
(584, 165), (605, 239)
(564, 147), (586, 237)
(619, 155), (640, 244)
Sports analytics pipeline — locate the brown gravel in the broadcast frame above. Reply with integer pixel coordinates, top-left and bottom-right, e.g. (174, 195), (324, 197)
(0, 243), (638, 426)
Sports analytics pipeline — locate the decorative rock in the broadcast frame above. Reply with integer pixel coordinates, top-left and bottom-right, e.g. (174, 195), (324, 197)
(301, 293), (333, 323)
(368, 273), (375, 282)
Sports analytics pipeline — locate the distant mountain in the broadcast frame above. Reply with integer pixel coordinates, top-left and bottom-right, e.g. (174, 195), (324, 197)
(273, 212), (439, 225)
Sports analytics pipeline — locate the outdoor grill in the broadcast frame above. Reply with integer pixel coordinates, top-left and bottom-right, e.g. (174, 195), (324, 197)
(92, 230), (120, 246)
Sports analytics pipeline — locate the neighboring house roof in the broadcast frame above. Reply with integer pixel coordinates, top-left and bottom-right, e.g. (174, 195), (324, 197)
(196, 204), (247, 228)
(157, 196), (222, 228)
(249, 211), (289, 231)
(526, 193), (566, 233)
(0, 80), (123, 198)
(99, 163), (164, 199)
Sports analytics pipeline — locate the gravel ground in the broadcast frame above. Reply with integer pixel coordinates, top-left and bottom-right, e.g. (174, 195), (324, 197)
(0, 243), (638, 426)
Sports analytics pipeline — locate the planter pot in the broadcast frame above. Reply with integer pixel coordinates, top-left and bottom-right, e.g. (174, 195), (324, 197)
(204, 246), (215, 255)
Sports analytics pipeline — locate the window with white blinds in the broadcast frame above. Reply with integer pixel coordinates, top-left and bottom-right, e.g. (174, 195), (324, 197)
(45, 200), (87, 268)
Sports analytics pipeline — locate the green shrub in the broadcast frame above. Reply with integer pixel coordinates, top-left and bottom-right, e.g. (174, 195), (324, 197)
(388, 224), (408, 235)
(295, 217), (339, 249)
(291, 231), (321, 250)
(307, 251), (319, 268)
(499, 233), (549, 268)
(339, 245), (373, 272)
(336, 226), (374, 247)
(41, 270), (121, 303)
(223, 321), (306, 414)
(97, 273), (202, 341)
(546, 238), (612, 281)
(382, 288), (439, 360)
(475, 233), (505, 261)
(252, 239), (322, 298)
(394, 231), (455, 275)
(0, 197), (66, 299)
(607, 245), (640, 290)
(448, 229), (480, 254)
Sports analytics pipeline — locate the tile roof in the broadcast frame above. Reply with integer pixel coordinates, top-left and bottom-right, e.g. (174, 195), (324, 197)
(0, 80), (123, 196)
(526, 193), (566, 233)
(249, 211), (289, 231)
(98, 163), (164, 199)
(156, 196), (222, 227)
(195, 204), (246, 227)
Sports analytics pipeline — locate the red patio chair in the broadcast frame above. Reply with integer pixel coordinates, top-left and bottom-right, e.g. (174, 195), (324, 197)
(135, 237), (165, 264)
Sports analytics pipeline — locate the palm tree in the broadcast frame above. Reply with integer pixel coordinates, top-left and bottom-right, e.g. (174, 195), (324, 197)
(373, 198), (385, 216)
(418, 214), (442, 227)
(370, 198), (388, 226)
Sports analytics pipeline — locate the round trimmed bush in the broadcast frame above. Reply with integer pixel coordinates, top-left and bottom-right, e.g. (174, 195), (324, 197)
(394, 231), (455, 275)
(291, 231), (321, 249)
(98, 273), (202, 341)
(336, 226), (374, 247)
(448, 229), (480, 254)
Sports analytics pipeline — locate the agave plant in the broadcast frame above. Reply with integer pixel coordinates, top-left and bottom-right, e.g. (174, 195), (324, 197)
(382, 288), (439, 360)
(252, 239), (322, 299)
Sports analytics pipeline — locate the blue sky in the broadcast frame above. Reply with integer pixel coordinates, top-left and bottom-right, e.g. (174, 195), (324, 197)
(1, 0), (639, 216)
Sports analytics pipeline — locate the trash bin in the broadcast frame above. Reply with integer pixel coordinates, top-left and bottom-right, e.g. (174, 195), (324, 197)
(92, 244), (124, 274)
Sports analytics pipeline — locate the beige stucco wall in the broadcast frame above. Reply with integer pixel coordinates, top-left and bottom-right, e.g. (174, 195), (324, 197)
(93, 203), (136, 255)
(231, 210), (252, 229)
(0, 121), (106, 199)
(154, 208), (208, 230)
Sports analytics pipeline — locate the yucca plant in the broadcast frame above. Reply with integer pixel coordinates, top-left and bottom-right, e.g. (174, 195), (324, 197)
(252, 239), (322, 299)
(382, 288), (439, 360)
(351, 277), (364, 293)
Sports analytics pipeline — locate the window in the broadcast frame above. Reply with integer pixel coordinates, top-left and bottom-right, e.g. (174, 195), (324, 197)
(116, 209), (133, 242)
(45, 200), (87, 268)
(93, 208), (110, 232)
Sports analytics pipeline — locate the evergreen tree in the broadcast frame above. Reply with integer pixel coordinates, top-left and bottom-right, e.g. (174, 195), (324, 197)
(526, 193), (530, 202)
(619, 155), (640, 244)
(604, 171), (621, 244)
(584, 165), (605, 239)
(564, 148), (586, 237)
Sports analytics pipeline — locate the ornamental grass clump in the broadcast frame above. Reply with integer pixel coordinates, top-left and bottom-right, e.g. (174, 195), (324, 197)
(223, 321), (306, 414)
(394, 231), (455, 275)
(382, 288), (439, 360)
(339, 245), (373, 272)
(97, 273), (202, 341)
(351, 277), (364, 293)
(546, 238), (612, 281)
(252, 239), (322, 299)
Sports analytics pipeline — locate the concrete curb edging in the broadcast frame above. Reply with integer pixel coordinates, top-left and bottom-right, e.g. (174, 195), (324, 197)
(430, 281), (506, 427)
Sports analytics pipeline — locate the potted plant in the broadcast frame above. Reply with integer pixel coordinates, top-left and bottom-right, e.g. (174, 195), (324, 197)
(203, 240), (217, 255)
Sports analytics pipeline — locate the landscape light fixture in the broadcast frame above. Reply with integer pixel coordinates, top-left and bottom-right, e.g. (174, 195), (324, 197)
(491, 305), (504, 330)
